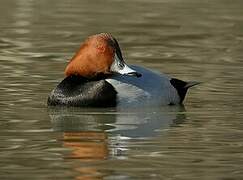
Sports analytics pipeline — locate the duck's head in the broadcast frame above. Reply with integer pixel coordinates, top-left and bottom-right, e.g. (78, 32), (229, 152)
(65, 33), (142, 79)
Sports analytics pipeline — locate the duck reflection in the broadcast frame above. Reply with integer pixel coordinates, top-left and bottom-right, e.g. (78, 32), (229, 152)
(48, 106), (186, 179)
(63, 131), (108, 160)
(49, 106), (186, 138)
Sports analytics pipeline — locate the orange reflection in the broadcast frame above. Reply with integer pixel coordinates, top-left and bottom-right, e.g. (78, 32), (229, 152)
(63, 131), (108, 179)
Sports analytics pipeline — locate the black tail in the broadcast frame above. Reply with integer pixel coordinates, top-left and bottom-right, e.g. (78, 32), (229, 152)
(170, 78), (200, 103)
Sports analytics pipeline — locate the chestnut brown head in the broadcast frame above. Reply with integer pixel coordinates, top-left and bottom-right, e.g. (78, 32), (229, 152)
(65, 33), (141, 78)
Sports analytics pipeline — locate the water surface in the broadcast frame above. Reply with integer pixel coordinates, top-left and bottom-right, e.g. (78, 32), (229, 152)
(1, 0), (243, 179)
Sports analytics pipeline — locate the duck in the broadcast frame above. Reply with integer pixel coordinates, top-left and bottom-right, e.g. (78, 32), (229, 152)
(47, 33), (199, 108)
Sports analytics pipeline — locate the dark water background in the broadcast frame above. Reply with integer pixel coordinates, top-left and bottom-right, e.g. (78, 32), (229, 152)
(1, 0), (243, 179)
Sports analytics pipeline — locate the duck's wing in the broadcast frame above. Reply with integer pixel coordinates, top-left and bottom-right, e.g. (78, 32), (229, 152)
(47, 75), (117, 107)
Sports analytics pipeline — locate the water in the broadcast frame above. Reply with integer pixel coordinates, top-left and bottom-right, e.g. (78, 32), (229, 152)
(1, 0), (243, 179)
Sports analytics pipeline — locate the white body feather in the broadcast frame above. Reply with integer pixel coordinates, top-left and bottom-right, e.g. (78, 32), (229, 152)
(106, 66), (180, 108)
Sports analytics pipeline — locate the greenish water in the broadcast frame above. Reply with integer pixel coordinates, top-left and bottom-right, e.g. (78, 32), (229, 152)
(1, 0), (243, 179)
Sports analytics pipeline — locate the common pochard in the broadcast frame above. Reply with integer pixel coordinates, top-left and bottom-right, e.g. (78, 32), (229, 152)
(48, 33), (199, 107)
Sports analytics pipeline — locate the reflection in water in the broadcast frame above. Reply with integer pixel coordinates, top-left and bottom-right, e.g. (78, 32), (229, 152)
(49, 106), (186, 138)
(49, 106), (186, 179)
(63, 132), (108, 179)
(63, 132), (108, 160)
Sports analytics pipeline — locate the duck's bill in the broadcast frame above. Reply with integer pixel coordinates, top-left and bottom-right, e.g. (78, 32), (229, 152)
(116, 63), (142, 77)
(111, 54), (142, 78)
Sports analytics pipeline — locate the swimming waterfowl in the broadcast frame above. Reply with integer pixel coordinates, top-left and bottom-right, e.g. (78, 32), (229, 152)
(47, 33), (199, 107)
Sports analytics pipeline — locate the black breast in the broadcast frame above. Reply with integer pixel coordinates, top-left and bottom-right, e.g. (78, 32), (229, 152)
(47, 75), (117, 107)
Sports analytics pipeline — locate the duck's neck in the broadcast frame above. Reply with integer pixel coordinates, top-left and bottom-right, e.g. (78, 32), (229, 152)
(66, 73), (112, 81)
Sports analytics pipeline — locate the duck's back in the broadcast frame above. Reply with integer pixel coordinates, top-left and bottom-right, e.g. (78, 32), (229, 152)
(106, 66), (181, 107)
